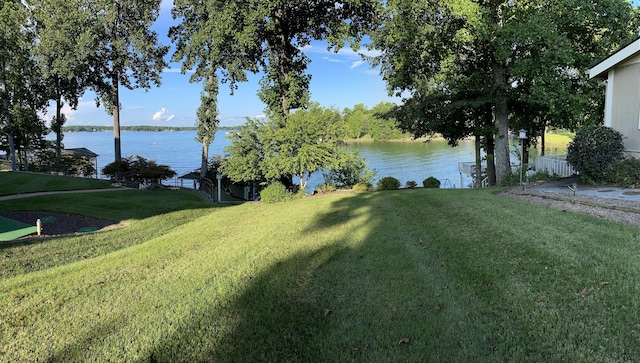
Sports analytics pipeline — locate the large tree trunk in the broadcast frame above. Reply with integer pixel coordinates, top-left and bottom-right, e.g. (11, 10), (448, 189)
(489, 3), (510, 185)
(485, 133), (497, 186)
(55, 92), (63, 173)
(540, 125), (546, 156)
(200, 142), (209, 184)
(0, 66), (17, 171)
(475, 134), (482, 188)
(112, 75), (121, 162)
(492, 62), (511, 185)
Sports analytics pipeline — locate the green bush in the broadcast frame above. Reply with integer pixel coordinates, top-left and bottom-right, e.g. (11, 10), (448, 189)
(499, 170), (555, 187)
(103, 156), (176, 186)
(353, 182), (372, 191)
(316, 182), (337, 193)
(498, 172), (521, 187)
(377, 176), (401, 191)
(567, 125), (624, 183)
(606, 158), (640, 188)
(102, 160), (130, 179)
(260, 182), (292, 203)
(406, 180), (418, 189)
(422, 176), (441, 188)
(323, 154), (376, 188)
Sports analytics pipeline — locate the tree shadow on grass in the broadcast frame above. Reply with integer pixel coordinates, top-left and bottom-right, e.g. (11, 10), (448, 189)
(142, 191), (471, 362)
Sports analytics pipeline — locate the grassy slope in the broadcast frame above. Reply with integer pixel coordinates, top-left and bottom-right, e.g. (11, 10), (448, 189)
(2, 188), (640, 362)
(0, 171), (112, 196)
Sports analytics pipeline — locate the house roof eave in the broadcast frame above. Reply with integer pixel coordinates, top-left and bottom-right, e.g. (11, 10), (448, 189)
(589, 36), (640, 80)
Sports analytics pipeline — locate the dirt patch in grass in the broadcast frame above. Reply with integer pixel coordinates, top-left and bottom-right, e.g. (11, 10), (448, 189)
(0, 211), (121, 237)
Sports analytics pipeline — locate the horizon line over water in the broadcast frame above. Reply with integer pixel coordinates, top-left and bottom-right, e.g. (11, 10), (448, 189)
(48, 130), (560, 191)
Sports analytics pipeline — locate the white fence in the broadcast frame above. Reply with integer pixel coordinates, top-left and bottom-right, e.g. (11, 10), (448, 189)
(458, 162), (484, 177)
(535, 154), (575, 178)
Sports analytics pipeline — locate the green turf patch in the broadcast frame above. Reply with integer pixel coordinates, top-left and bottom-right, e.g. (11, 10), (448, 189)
(0, 216), (36, 241)
(39, 216), (56, 223)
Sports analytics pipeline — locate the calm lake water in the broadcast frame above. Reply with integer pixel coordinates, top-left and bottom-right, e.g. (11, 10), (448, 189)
(50, 130), (565, 190)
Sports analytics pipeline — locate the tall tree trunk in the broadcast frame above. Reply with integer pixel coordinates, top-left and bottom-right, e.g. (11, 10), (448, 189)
(492, 61), (510, 185)
(485, 133), (497, 186)
(540, 125), (546, 156)
(112, 74), (121, 162)
(200, 142), (209, 184)
(0, 66), (17, 171)
(490, 2), (510, 185)
(55, 92), (63, 172)
(475, 134), (482, 188)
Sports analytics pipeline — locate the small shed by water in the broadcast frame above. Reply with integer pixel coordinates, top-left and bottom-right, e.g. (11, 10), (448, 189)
(178, 171), (201, 189)
(589, 37), (640, 157)
(63, 147), (99, 178)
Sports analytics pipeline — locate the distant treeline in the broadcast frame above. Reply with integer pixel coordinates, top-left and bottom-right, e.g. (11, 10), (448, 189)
(62, 125), (240, 132)
(61, 102), (406, 140)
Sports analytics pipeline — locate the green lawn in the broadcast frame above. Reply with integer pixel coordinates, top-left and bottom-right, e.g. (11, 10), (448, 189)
(1, 186), (640, 362)
(0, 171), (112, 196)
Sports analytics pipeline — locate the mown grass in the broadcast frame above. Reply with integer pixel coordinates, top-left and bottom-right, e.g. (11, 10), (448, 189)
(0, 171), (113, 196)
(2, 186), (640, 362)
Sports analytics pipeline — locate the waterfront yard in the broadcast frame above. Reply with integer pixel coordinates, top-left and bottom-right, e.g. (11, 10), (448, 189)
(1, 172), (639, 362)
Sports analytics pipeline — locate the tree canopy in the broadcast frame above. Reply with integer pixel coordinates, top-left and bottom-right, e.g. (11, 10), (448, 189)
(369, 0), (640, 184)
(222, 104), (349, 193)
(170, 0), (380, 119)
(87, 0), (169, 163)
(31, 0), (94, 171)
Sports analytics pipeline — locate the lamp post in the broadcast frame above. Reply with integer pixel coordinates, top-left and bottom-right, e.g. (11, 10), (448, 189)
(216, 171), (222, 203)
(518, 129), (528, 189)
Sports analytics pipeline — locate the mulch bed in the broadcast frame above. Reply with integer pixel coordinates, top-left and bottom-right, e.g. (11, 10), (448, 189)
(0, 211), (119, 237)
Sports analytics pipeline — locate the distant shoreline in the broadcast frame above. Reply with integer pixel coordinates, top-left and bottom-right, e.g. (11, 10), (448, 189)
(61, 126), (239, 132)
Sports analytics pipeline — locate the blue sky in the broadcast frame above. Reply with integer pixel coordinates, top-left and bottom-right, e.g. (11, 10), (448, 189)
(47, 1), (398, 127)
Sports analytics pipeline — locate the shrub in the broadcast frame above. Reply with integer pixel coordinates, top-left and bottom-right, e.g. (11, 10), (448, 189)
(323, 154), (376, 189)
(353, 182), (372, 191)
(405, 180), (418, 189)
(260, 182), (292, 203)
(377, 176), (400, 191)
(498, 172), (521, 187)
(422, 176), (441, 188)
(606, 158), (640, 188)
(102, 156), (176, 186)
(316, 182), (337, 193)
(567, 125), (625, 183)
(102, 160), (130, 179)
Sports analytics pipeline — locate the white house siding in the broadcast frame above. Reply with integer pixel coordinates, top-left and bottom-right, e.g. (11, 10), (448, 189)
(610, 57), (640, 155)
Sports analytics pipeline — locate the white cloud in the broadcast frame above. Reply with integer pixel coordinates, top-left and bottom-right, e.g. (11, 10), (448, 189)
(323, 56), (347, 63)
(153, 107), (167, 120)
(152, 107), (176, 122)
(350, 60), (365, 69)
(163, 67), (194, 74)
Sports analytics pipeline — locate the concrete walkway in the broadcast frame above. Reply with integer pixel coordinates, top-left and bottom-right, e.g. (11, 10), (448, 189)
(528, 177), (640, 203)
(0, 187), (132, 201)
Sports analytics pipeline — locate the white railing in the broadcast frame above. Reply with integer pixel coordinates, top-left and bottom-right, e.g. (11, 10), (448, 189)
(458, 162), (484, 176)
(535, 154), (575, 178)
